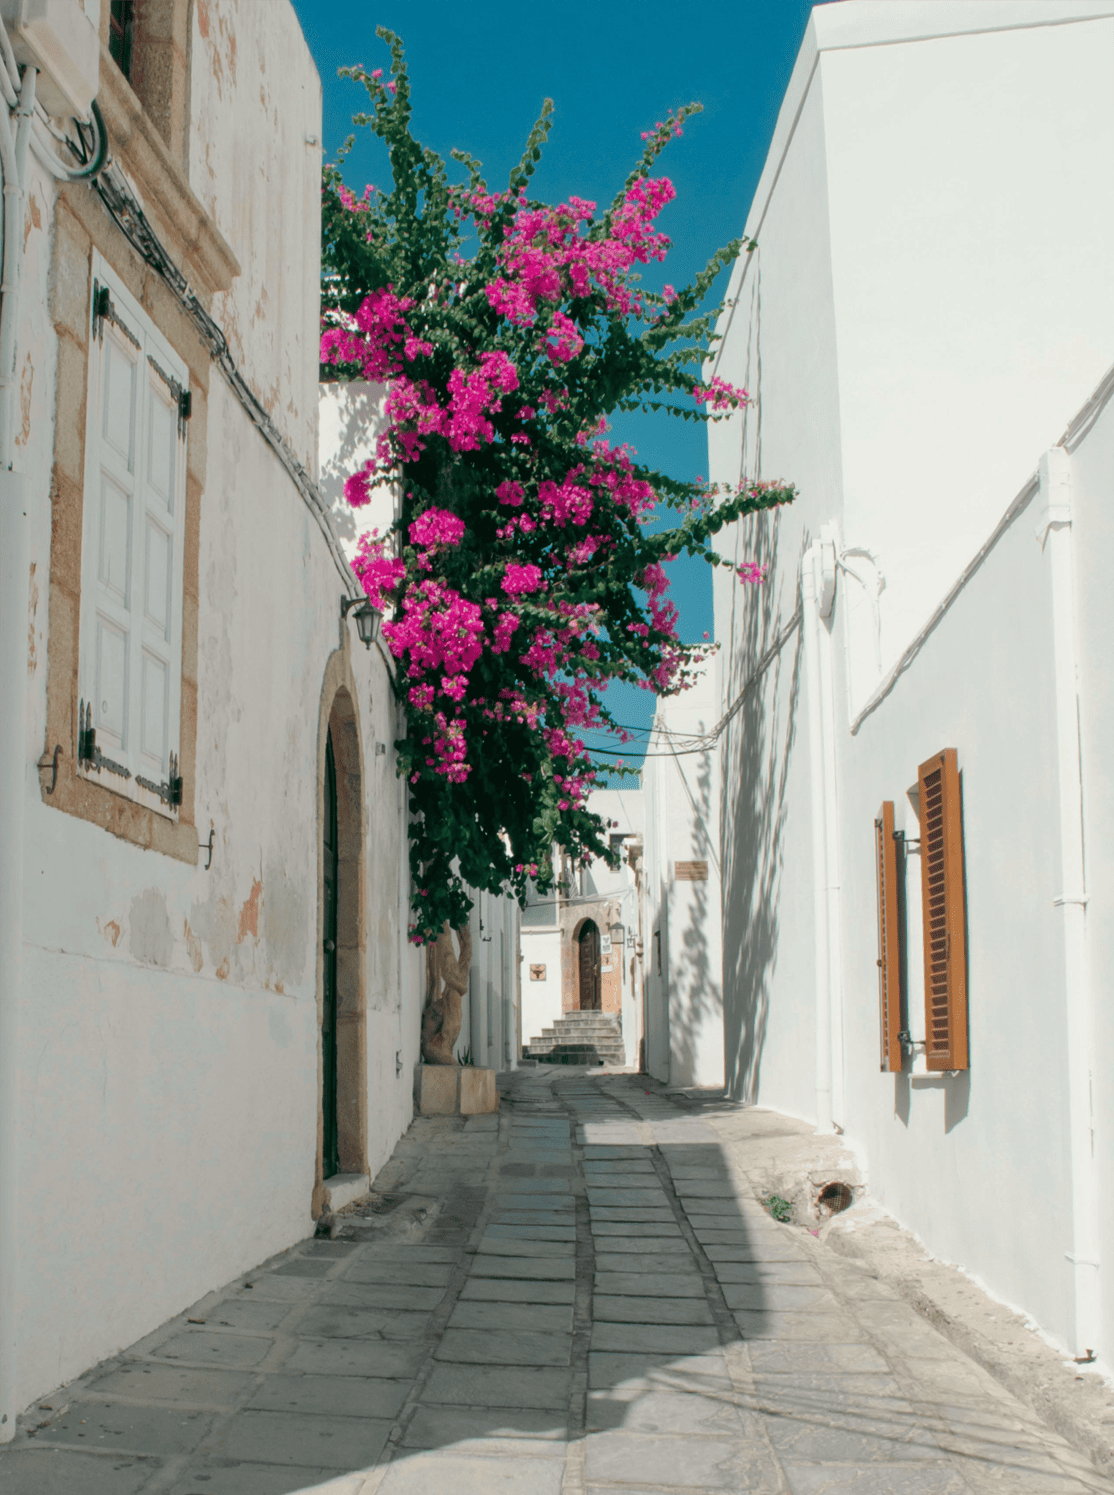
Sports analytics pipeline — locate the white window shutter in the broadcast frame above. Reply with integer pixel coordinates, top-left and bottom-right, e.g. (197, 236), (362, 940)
(85, 308), (141, 764)
(80, 256), (189, 813)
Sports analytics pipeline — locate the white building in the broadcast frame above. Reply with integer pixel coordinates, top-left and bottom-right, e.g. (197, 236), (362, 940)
(640, 664), (724, 1089)
(0, 0), (440, 1435)
(519, 790), (642, 1067)
(709, 0), (1114, 1364)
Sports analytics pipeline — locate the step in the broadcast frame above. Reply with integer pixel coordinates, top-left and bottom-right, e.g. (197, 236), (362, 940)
(525, 1042), (625, 1060)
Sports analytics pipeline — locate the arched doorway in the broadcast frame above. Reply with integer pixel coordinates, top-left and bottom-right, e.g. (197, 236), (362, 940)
(322, 731), (339, 1180)
(577, 919), (601, 1011)
(314, 657), (368, 1217)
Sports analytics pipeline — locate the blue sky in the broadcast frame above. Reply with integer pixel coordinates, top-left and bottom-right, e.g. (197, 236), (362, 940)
(290, 0), (821, 774)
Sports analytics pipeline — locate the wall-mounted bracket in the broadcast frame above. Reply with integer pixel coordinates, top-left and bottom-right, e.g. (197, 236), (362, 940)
(37, 744), (62, 794)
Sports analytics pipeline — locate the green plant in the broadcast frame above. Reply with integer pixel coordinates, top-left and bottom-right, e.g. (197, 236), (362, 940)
(322, 31), (796, 940)
(456, 1047), (475, 1067)
(763, 1193), (792, 1223)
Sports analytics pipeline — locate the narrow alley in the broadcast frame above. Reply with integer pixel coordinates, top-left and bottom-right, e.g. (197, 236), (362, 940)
(0, 1072), (1106, 1495)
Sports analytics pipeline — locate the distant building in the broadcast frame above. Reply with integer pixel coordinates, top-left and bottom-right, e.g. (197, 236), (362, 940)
(710, 0), (1113, 1365)
(520, 790), (642, 1068)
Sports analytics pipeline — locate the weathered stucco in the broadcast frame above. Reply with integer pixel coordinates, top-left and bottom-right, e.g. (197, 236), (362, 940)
(7, 0), (425, 1420)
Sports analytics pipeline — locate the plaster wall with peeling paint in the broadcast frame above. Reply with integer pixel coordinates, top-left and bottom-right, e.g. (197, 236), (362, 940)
(5, 0), (426, 1419)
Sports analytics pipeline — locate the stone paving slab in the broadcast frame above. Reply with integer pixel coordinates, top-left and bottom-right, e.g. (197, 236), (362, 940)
(447, 1300), (573, 1333)
(0, 1450), (161, 1494)
(169, 1463), (357, 1494)
(6, 1069), (1112, 1495)
(486, 1223), (576, 1241)
(474, 1236), (574, 1257)
(590, 1323), (722, 1356)
(593, 1295), (716, 1326)
(29, 1401), (215, 1456)
(458, 1276), (576, 1304)
(245, 1372), (409, 1418)
(376, 1451), (566, 1495)
(422, 1363), (571, 1409)
(213, 1408), (393, 1468)
(469, 1255), (575, 1280)
(84, 1363), (256, 1406)
(595, 1271), (707, 1297)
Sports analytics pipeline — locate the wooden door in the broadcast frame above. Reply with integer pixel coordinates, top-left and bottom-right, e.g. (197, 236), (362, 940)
(322, 731), (339, 1180)
(578, 921), (601, 1011)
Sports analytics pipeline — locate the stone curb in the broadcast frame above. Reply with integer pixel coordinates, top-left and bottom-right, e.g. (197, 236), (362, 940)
(823, 1213), (1114, 1479)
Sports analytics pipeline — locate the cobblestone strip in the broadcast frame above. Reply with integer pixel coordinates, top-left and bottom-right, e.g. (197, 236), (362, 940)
(351, 1119), (514, 1488)
(559, 1094), (593, 1495)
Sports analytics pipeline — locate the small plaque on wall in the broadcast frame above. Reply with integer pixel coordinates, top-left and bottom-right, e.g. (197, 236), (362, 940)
(674, 860), (708, 882)
(601, 961), (613, 974)
(600, 935), (612, 954)
(530, 964), (546, 981)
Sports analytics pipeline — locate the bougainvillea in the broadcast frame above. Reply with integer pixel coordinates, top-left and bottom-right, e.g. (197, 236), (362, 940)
(322, 30), (796, 942)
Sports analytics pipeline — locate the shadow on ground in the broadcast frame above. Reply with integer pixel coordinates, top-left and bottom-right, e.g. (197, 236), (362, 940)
(1, 1073), (1106, 1494)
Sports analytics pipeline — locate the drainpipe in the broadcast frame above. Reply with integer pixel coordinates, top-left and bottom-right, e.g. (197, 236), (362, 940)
(1037, 447), (1098, 1359)
(0, 59), (37, 1444)
(801, 542), (833, 1134)
(815, 525), (845, 1127)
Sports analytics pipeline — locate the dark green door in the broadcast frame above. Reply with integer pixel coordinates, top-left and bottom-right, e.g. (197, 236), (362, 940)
(322, 731), (339, 1180)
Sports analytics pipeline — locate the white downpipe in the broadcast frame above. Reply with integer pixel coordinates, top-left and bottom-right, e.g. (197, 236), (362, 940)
(815, 527), (845, 1128)
(0, 58), (37, 1444)
(801, 544), (833, 1134)
(1038, 447), (1098, 1359)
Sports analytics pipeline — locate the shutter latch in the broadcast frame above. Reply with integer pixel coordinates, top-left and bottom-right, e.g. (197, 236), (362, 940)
(78, 699), (131, 780)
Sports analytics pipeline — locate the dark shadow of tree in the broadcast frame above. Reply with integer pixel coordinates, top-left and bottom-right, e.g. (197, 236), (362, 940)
(665, 744), (718, 1088)
(720, 507), (803, 1103)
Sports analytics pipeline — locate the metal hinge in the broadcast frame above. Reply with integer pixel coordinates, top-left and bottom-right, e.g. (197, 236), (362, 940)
(148, 353), (191, 436)
(78, 699), (131, 780)
(92, 281), (141, 349)
(136, 752), (183, 807)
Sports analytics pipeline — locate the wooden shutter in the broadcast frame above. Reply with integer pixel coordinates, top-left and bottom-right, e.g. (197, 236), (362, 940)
(918, 748), (968, 1070)
(874, 801), (902, 1072)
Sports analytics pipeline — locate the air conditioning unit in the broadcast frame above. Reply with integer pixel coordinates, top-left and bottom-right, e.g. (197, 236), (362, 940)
(0, 0), (100, 120)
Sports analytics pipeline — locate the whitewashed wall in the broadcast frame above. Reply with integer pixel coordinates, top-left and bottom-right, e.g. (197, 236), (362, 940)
(641, 666), (724, 1088)
(712, 0), (1114, 1361)
(8, 0), (423, 1417)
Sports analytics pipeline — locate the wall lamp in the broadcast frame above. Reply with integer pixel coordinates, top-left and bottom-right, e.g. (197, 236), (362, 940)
(340, 593), (382, 649)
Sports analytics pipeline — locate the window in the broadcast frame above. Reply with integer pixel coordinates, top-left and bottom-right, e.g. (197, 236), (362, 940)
(918, 748), (969, 1071)
(108, 0), (136, 79)
(78, 255), (189, 817)
(874, 800), (902, 1072)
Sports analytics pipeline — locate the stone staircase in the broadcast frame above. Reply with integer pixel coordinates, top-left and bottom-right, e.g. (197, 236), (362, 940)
(523, 1011), (626, 1067)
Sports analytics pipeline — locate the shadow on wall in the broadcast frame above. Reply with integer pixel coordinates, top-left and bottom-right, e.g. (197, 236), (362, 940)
(319, 380), (387, 546)
(721, 508), (803, 1103)
(668, 746), (717, 1087)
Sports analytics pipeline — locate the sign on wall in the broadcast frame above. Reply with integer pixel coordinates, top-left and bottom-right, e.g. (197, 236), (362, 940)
(600, 935), (612, 954)
(530, 964), (546, 981)
(674, 861), (708, 882)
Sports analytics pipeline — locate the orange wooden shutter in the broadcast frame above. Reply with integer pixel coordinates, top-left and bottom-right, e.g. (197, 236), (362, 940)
(918, 748), (968, 1071)
(874, 801), (902, 1072)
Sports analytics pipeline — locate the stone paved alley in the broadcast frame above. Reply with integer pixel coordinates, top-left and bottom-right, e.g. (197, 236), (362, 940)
(1, 1072), (1110, 1495)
